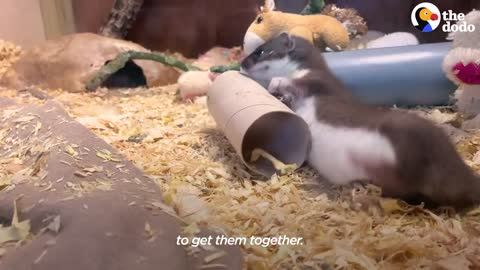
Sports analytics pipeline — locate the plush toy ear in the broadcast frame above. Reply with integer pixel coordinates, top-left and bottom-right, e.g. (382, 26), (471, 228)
(278, 32), (296, 52)
(264, 0), (276, 11)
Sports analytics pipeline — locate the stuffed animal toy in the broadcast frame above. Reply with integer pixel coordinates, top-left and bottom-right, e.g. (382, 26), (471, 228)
(243, 0), (351, 55)
(443, 10), (480, 117)
(178, 1), (368, 101)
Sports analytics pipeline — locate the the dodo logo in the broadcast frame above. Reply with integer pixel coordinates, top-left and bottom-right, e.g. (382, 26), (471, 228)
(411, 2), (441, 32)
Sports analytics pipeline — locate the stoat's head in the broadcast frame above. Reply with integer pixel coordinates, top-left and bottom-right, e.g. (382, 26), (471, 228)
(240, 32), (312, 82)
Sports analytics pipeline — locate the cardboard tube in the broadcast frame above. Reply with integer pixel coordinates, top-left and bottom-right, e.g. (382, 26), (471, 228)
(207, 71), (311, 177)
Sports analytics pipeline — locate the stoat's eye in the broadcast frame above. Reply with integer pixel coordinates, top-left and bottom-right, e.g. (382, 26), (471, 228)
(256, 16), (263, 24)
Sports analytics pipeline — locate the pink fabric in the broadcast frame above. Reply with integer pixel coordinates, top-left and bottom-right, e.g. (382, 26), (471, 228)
(453, 62), (480, 85)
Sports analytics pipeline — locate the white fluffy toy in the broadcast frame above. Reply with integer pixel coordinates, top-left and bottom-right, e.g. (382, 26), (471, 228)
(443, 10), (480, 117)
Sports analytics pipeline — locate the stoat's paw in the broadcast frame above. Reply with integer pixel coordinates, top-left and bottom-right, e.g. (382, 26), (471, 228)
(267, 77), (294, 95)
(268, 77), (297, 108)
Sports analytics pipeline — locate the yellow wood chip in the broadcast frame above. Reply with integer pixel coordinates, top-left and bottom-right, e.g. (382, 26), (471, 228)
(250, 148), (298, 175)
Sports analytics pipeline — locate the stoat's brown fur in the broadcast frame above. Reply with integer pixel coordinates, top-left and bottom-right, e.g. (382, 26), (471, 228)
(241, 33), (480, 210)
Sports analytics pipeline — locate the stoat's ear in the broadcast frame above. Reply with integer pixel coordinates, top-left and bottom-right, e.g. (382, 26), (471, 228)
(263, 0), (276, 12)
(278, 32), (296, 52)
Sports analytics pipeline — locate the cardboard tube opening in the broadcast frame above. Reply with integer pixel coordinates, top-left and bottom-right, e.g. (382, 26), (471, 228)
(242, 111), (311, 177)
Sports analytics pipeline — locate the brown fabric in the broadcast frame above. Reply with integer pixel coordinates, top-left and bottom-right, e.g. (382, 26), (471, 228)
(0, 98), (242, 270)
(72, 0), (479, 57)
(73, 0), (262, 58)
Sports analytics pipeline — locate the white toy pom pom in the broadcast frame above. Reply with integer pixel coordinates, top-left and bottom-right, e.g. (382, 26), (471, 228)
(366, 32), (419, 49)
(177, 71), (212, 101)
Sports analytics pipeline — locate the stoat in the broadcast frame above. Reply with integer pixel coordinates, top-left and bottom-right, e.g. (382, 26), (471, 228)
(240, 32), (480, 210)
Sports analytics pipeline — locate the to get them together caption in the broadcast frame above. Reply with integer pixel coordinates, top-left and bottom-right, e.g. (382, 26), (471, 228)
(177, 235), (304, 248)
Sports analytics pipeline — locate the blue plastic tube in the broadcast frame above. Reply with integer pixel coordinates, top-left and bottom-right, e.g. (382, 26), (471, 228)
(323, 42), (457, 106)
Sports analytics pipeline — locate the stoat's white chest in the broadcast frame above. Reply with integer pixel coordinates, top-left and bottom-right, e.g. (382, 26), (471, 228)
(295, 97), (397, 185)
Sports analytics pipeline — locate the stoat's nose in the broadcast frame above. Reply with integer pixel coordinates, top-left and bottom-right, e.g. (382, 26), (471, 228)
(240, 57), (253, 71)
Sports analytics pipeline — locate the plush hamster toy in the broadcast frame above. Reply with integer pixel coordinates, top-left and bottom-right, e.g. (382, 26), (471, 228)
(178, 0), (356, 101)
(243, 0), (350, 55)
(443, 10), (480, 117)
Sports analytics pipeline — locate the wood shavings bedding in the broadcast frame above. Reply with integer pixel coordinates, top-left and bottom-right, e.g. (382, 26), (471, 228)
(1, 49), (479, 269)
(2, 86), (473, 270)
(0, 40), (22, 78)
